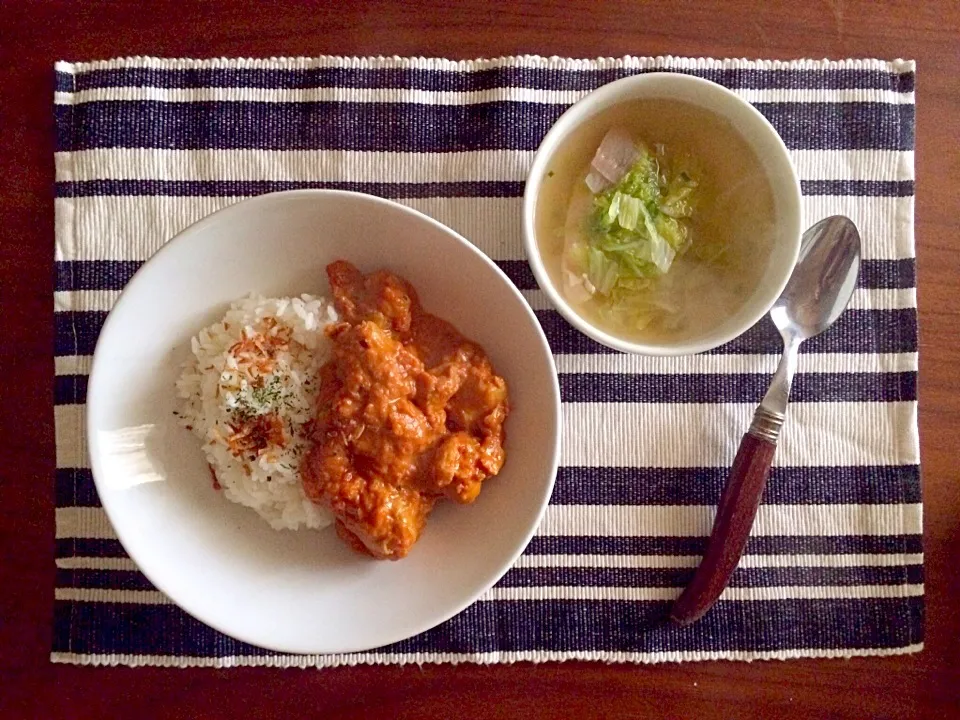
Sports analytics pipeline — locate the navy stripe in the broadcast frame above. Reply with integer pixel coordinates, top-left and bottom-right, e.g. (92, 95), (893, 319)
(55, 179), (525, 199)
(55, 538), (127, 559)
(801, 180), (914, 197)
(54, 464), (921, 509)
(496, 260), (537, 289)
(54, 259), (535, 292)
(858, 258), (916, 290)
(56, 260), (141, 291)
(52, 533), (923, 561)
(52, 595), (923, 656)
(58, 569), (157, 592)
(55, 469), (101, 507)
(54, 258), (914, 293)
(497, 565), (922, 589)
(560, 371), (915, 403)
(53, 344), (909, 405)
(55, 70), (73, 92)
(536, 309), (918, 356)
(54, 101), (570, 152)
(55, 311), (106, 356)
(54, 375), (88, 405)
(526, 534), (924, 557)
(55, 101), (914, 152)
(57, 563), (922, 594)
(57, 66), (915, 93)
(753, 101), (914, 151)
(53, 258), (915, 293)
(55, 178), (912, 199)
(53, 307), (919, 357)
(551, 465), (921, 506)
(713, 309), (918, 355)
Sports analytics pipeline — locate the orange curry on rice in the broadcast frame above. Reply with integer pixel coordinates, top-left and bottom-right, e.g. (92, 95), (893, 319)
(302, 260), (510, 560)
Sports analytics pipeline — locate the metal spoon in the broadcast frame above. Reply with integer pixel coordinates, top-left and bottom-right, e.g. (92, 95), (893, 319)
(670, 215), (862, 625)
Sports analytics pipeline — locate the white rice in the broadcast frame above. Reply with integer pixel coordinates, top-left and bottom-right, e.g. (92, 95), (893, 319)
(176, 293), (337, 530)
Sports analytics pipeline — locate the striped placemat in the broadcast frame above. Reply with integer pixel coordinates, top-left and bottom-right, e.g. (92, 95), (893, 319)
(52, 55), (921, 667)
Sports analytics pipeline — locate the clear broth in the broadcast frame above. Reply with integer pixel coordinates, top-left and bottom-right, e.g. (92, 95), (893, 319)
(535, 98), (777, 343)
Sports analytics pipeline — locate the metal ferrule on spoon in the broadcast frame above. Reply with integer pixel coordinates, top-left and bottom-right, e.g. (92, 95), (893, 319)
(670, 216), (862, 626)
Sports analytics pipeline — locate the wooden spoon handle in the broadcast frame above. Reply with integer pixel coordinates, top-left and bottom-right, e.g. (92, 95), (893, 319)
(670, 432), (776, 625)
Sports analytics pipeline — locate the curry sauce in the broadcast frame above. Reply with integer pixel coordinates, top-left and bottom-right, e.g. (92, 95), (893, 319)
(302, 261), (509, 560)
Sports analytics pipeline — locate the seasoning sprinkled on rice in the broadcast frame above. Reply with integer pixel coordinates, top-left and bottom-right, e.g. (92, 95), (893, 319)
(176, 293), (337, 530)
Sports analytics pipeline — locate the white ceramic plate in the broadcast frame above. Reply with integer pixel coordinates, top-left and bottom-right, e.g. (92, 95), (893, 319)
(87, 190), (561, 654)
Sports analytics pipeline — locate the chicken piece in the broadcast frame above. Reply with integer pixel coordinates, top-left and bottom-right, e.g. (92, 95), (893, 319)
(327, 260), (416, 334)
(303, 320), (435, 559)
(446, 359), (509, 434)
(430, 432), (484, 503)
(301, 261), (510, 560)
(303, 422), (434, 559)
(321, 460), (434, 559)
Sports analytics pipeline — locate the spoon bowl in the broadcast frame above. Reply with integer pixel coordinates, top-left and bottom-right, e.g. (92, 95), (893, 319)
(772, 216), (862, 341)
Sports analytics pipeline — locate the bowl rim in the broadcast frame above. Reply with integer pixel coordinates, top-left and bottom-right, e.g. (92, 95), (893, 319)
(522, 71), (803, 356)
(86, 188), (562, 653)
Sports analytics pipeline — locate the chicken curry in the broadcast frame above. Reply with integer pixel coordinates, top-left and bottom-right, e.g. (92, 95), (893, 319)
(302, 261), (510, 560)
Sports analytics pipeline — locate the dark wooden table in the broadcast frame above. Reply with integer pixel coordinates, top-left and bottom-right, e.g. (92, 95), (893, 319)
(2, 1), (958, 717)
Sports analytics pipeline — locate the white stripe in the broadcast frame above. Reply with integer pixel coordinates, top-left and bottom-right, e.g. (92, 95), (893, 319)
(53, 286), (916, 315)
(54, 583), (923, 606)
(57, 556), (138, 571)
(537, 503), (922, 538)
(800, 194), (915, 261)
(53, 86), (915, 107)
(55, 355), (93, 376)
(520, 286), (915, 313)
(54, 401), (921, 471)
(53, 195), (915, 262)
(55, 506), (112, 540)
(56, 587), (170, 604)
(48, 643), (925, 668)
(54, 87), (595, 107)
(514, 552), (924, 570)
(55, 55), (915, 75)
(847, 287), (916, 311)
(56, 552), (923, 572)
(53, 351), (919, 378)
(55, 503), (922, 543)
(792, 150), (913, 182)
(552, 352), (918, 376)
(55, 400), (921, 470)
(54, 149), (530, 184)
(55, 405), (88, 469)
(55, 195), (524, 263)
(559, 401), (920, 468)
(54, 149), (914, 185)
(55, 289), (120, 312)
